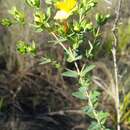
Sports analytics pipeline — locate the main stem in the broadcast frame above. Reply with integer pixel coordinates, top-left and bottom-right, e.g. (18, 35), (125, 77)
(112, 0), (122, 130)
(112, 47), (120, 130)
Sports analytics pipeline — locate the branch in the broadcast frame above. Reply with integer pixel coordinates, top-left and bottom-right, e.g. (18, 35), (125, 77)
(46, 109), (85, 116)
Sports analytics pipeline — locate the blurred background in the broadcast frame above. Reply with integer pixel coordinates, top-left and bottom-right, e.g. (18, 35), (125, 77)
(0, 0), (130, 130)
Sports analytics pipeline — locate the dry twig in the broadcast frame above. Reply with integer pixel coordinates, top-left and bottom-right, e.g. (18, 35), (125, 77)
(111, 0), (122, 130)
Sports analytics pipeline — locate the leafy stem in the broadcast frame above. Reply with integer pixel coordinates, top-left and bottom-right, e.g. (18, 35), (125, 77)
(86, 90), (105, 130)
(51, 31), (106, 130)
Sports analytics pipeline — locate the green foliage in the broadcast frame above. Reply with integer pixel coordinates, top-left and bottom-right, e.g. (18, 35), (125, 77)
(96, 13), (110, 26)
(1, 0), (112, 129)
(80, 64), (95, 77)
(118, 22), (130, 52)
(90, 90), (100, 107)
(8, 6), (25, 24)
(83, 105), (95, 118)
(26, 0), (40, 8)
(0, 18), (12, 27)
(79, 0), (97, 14)
(16, 40), (36, 55)
(72, 87), (87, 100)
(120, 92), (130, 125)
(45, 0), (58, 5)
(86, 41), (94, 58)
(66, 48), (82, 62)
(40, 56), (61, 69)
(40, 57), (51, 65)
(98, 111), (109, 125)
(32, 10), (46, 32)
(62, 69), (78, 78)
(88, 121), (110, 130)
(89, 121), (105, 130)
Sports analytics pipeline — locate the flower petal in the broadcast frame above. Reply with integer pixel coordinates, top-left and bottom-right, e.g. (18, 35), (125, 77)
(55, 0), (77, 12)
(54, 10), (70, 20)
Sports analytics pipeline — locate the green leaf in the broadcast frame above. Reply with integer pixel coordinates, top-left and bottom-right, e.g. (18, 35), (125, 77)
(46, 7), (51, 18)
(86, 41), (94, 58)
(8, 6), (25, 24)
(16, 40), (36, 55)
(62, 69), (78, 78)
(81, 64), (95, 77)
(83, 105), (95, 118)
(28, 41), (37, 55)
(31, 10), (46, 31)
(120, 92), (130, 123)
(48, 38), (67, 45)
(72, 91), (87, 100)
(67, 48), (82, 63)
(26, 0), (40, 8)
(97, 111), (109, 125)
(72, 87), (87, 99)
(0, 18), (12, 27)
(45, 0), (58, 5)
(16, 41), (28, 54)
(79, 78), (90, 88)
(30, 24), (44, 32)
(85, 22), (93, 31)
(90, 90), (100, 107)
(88, 121), (102, 130)
(40, 57), (51, 65)
(121, 92), (130, 112)
(34, 11), (45, 24)
(96, 13), (110, 25)
(86, 0), (97, 12)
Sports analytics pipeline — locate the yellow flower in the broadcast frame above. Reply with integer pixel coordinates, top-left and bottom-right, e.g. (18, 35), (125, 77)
(54, 0), (77, 20)
(55, 0), (77, 12)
